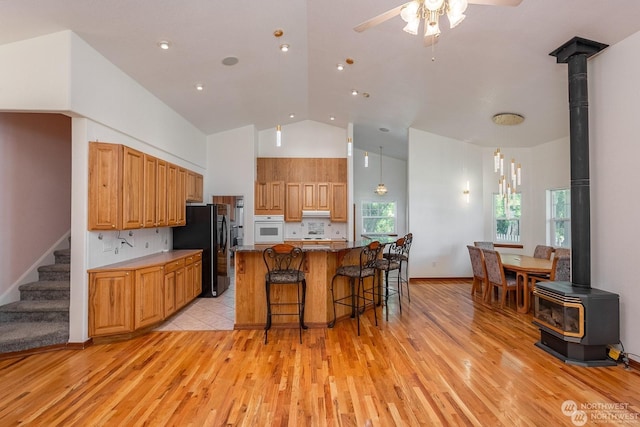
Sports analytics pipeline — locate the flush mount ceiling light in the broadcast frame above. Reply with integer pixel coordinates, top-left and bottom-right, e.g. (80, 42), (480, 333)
(492, 112), (525, 126)
(354, 0), (522, 46)
(157, 40), (171, 50)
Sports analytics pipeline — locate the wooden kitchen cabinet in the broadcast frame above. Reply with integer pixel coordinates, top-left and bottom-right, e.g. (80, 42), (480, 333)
(255, 181), (285, 215)
(134, 265), (165, 329)
(156, 159), (168, 227)
(285, 183), (303, 222)
(177, 168), (187, 226)
(330, 182), (348, 222)
(143, 154), (157, 228)
(302, 182), (330, 211)
(186, 171), (204, 203)
(121, 146), (145, 230)
(88, 270), (134, 336)
(88, 142), (121, 230)
(88, 250), (202, 339)
(167, 163), (179, 226)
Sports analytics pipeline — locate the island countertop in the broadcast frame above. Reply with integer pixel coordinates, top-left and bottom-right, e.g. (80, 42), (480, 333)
(233, 237), (398, 253)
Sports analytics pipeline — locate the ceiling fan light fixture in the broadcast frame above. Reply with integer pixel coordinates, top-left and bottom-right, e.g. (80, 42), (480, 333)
(400, 2), (420, 22)
(425, 0), (445, 12)
(425, 19), (441, 37)
(403, 19), (421, 35)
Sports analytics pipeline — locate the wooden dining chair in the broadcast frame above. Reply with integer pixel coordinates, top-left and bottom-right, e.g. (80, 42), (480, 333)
(533, 245), (554, 260)
(473, 241), (494, 250)
(482, 249), (518, 308)
(467, 245), (487, 297)
(554, 248), (571, 259)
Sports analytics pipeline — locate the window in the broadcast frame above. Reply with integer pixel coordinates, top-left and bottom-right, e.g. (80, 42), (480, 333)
(361, 201), (396, 235)
(494, 193), (521, 242)
(549, 188), (571, 248)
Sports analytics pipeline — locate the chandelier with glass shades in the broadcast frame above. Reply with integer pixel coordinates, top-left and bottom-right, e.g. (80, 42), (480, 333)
(494, 148), (521, 199)
(375, 146), (388, 196)
(400, 0), (469, 40)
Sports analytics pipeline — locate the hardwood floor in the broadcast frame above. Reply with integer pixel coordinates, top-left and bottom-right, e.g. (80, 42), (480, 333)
(0, 280), (638, 426)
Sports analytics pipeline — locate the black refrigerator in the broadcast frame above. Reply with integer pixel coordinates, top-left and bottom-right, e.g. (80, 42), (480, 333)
(172, 204), (230, 297)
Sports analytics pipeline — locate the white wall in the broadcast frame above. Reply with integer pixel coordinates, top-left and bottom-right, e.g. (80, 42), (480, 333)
(590, 30), (640, 360)
(258, 120), (347, 158)
(207, 125), (258, 244)
(353, 148), (407, 239)
(408, 129), (484, 277)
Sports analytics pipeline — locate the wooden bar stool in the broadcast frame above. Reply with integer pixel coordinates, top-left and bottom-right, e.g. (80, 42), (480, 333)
(328, 241), (383, 335)
(263, 244), (307, 344)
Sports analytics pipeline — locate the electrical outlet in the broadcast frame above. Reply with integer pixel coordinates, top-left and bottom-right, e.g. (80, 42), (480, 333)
(145, 242), (149, 248)
(103, 240), (113, 252)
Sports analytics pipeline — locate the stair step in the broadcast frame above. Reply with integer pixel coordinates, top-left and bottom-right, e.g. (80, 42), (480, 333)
(0, 300), (69, 322)
(38, 263), (70, 281)
(54, 248), (71, 264)
(0, 322), (68, 354)
(19, 281), (70, 300)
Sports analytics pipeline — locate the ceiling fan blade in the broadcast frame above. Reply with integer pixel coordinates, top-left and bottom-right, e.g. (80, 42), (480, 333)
(353, 3), (408, 32)
(468, 0), (522, 5)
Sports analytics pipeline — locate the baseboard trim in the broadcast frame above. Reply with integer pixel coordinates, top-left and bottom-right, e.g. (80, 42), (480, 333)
(628, 356), (640, 371)
(0, 338), (92, 361)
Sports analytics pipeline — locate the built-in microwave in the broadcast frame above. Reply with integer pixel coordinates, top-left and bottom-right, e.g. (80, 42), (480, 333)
(254, 215), (284, 244)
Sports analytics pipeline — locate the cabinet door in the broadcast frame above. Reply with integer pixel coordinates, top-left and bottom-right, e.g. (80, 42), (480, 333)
(269, 181), (285, 213)
(317, 182), (331, 210)
(175, 267), (186, 309)
(156, 159), (168, 227)
(122, 146), (145, 229)
(164, 270), (176, 317)
(285, 183), (302, 222)
(302, 183), (316, 210)
(167, 163), (179, 226)
(331, 182), (348, 222)
(88, 142), (121, 230)
(255, 182), (269, 214)
(177, 168), (187, 225)
(193, 260), (202, 299)
(143, 154), (157, 228)
(89, 270), (133, 336)
(185, 260), (195, 301)
(195, 174), (204, 202)
(134, 266), (165, 329)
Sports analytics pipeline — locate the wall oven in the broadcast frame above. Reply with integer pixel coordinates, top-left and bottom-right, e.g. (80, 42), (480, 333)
(254, 215), (284, 244)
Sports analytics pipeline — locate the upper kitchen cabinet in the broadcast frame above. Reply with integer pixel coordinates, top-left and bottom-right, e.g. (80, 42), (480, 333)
(330, 182), (348, 222)
(89, 141), (195, 230)
(302, 182), (330, 211)
(255, 181), (285, 215)
(88, 142), (122, 230)
(285, 183), (303, 222)
(186, 171), (204, 203)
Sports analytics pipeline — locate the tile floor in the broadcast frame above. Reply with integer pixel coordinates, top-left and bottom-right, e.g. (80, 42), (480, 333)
(154, 275), (235, 331)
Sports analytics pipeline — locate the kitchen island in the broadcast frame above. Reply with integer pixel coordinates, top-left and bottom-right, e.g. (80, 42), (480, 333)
(233, 238), (396, 329)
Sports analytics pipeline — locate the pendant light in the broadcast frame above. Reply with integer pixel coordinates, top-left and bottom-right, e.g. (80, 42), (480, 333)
(374, 146), (388, 195)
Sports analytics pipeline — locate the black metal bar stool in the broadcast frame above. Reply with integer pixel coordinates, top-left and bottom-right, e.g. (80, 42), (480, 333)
(375, 237), (404, 320)
(263, 244), (307, 344)
(388, 232), (412, 304)
(328, 240), (383, 335)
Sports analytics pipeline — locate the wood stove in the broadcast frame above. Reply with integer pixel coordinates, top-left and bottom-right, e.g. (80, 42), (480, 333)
(532, 37), (621, 366)
(533, 281), (619, 366)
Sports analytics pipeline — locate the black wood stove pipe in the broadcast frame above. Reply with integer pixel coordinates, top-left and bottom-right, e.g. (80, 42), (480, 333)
(550, 37), (608, 289)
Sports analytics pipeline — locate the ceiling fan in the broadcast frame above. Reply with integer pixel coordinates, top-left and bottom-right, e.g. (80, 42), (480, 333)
(354, 0), (523, 46)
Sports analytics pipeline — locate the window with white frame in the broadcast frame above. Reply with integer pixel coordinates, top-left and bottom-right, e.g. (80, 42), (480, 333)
(361, 201), (396, 235)
(494, 193), (521, 242)
(548, 188), (571, 248)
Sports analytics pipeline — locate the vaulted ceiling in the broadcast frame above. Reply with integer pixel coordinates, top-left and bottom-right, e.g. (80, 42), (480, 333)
(1, 0), (640, 160)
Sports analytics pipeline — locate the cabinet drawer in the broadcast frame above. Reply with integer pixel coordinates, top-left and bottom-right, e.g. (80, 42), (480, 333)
(164, 258), (185, 274)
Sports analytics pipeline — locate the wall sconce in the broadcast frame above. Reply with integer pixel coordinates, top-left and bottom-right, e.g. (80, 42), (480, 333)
(463, 181), (470, 203)
(364, 151), (369, 167)
(347, 137), (353, 156)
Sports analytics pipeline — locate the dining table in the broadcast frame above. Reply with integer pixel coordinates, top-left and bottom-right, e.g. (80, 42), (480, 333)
(500, 253), (553, 314)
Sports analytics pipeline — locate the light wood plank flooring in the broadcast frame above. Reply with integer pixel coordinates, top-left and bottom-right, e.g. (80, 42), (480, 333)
(0, 280), (638, 426)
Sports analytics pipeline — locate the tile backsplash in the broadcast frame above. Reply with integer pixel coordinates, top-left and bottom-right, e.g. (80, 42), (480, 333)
(284, 218), (347, 240)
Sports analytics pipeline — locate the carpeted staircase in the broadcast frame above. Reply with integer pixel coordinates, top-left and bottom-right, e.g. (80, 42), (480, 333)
(0, 249), (70, 354)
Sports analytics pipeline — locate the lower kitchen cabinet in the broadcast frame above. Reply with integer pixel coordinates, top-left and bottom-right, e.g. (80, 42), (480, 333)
(88, 249), (202, 339)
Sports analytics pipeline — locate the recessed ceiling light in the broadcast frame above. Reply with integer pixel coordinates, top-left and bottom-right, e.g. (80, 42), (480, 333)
(379, 127), (389, 132)
(346, 58), (355, 65)
(280, 44), (290, 52)
(351, 89), (358, 96)
(289, 113), (295, 118)
(362, 92), (370, 98)
(492, 113), (525, 126)
(329, 116), (336, 121)
(158, 40), (171, 50)
(222, 56), (239, 66)
(336, 64), (344, 71)
(195, 83), (204, 91)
